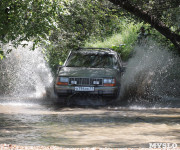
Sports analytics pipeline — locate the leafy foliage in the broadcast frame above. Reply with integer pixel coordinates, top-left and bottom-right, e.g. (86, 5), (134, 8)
(0, 0), (179, 66)
(0, 0), (63, 49)
(45, 0), (123, 72)
(108, 0), (180, 51)
(85, 20), (143, 60)
(130, 0), (180, 29)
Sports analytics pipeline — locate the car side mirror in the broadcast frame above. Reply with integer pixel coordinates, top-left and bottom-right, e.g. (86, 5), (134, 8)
(56, 65), (63, 74)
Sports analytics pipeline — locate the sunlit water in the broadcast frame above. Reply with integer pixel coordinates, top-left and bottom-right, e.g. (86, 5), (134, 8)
(0, 102), (180, 148)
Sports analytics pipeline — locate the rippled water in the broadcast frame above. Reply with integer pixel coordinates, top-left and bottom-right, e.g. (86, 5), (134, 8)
(0, 98), (179, 148)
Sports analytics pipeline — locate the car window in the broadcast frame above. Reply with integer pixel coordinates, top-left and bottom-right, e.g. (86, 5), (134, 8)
(65, 52), (118, 69)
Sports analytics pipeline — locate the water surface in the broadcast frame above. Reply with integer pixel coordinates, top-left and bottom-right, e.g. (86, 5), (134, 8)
(0, 98), (179, 148)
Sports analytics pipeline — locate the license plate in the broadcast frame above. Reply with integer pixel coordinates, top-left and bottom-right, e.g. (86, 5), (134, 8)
(75, 87), (94, 91)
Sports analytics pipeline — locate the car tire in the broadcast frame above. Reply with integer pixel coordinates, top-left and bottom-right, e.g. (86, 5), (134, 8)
(114, 87), (121, 100)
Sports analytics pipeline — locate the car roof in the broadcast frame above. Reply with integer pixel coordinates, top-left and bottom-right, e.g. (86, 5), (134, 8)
(73, 48), (117, 55)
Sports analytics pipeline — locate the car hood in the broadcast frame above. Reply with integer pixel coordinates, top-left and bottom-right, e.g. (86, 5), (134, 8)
(58, 67), (119, 78)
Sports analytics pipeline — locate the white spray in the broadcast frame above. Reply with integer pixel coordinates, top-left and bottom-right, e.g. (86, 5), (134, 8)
(0, 42), (54, 99)
(120, 40), (180, 101)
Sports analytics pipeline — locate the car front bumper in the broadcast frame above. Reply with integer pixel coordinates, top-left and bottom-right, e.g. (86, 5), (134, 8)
(54, 85), (119, 97)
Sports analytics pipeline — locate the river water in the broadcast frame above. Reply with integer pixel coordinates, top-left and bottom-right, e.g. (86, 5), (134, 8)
(0, 97), (179, 148)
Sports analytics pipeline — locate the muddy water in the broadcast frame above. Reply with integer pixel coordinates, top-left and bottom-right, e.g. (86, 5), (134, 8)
(0, 99), (179, 148)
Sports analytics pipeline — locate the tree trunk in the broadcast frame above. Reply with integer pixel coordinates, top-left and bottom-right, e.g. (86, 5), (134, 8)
(108, 0), (180, 51)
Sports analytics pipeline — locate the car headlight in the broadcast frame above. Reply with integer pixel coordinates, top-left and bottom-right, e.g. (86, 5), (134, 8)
(60, 77), (69, 83)
(56, 77), (69, 85)
(103, 78), (116, 86)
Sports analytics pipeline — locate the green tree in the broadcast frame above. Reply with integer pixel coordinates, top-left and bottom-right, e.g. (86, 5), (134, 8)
(108, 0), (180, 51)
(0, 0), (64, 57)
(46, 0), (122, 71)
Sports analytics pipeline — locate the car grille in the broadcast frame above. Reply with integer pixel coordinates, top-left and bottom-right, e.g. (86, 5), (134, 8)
(69, 77), (103, 86)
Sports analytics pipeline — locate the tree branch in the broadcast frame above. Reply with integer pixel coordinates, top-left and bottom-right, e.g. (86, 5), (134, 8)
(108, 0), (180, 50)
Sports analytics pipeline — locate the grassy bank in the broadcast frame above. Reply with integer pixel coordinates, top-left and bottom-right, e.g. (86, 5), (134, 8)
(85, 21), (143, 60)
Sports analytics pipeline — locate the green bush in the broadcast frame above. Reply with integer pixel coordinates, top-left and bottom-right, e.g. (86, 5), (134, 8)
(85, 20), (143, 60)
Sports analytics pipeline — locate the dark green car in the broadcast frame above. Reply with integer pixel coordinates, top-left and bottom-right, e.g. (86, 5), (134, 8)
(54, 48), (124, 98)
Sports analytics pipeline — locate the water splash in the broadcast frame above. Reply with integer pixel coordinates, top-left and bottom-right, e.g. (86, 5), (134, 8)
(0, 42), (54, 99)
(120, 40), (180, 103)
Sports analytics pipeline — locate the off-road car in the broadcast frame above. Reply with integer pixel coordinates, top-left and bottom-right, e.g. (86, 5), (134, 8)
(54, 48), (124, 98)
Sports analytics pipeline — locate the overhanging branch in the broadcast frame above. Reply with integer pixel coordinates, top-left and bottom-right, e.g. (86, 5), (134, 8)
(108, 0), (180, 50)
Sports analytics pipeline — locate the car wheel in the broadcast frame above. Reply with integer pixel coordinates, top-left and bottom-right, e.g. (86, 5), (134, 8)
(114, 87), (121, 100)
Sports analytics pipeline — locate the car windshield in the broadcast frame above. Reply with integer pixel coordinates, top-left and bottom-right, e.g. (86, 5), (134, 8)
(65, 52), (117, 69)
